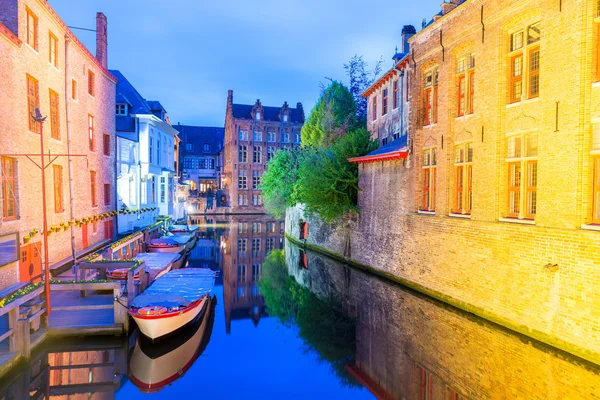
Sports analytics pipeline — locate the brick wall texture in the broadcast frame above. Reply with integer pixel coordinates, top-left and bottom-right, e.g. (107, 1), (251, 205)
(0, 0), (116, 288)
(287, 0), (600, 364)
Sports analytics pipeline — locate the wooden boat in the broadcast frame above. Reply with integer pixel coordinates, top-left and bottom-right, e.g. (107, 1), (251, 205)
(146, 238), (185, 254)
(167, 234), (196, 253)
(128, 296), (216, 392)
(107, 253), (177, 282)
(169, 224), (199, 238)
(128, 269), (216, 340)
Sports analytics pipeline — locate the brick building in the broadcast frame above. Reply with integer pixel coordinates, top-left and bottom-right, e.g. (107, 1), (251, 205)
(292, 0), (600, 365)
(0, 0), (116, 288)
(223, 90), (304, 213)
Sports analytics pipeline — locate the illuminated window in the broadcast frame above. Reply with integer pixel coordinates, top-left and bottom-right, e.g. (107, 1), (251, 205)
(267, 131), (276, 142)
(456, 54), (475, 116)
(88, 70), (95, 96)
(49, 32), (58, 66)
(1, 157), (16, 220)
(26, 8), (38, 50)
(27, 74), (39, 132)
(382, 88), (388, 115)
(253, 131), (262, 142)
(591, 125), (600, 223)
(90, 170), (97, 207)
(49, 89), (60, 140)
(422, 148), (436, 211)
(454, 143), (473, 214)
(507, 133), (537, 219)
(239, 129), (248, 141)
(238, 222), (247, 234)
(424, 69), (438, 126)
(53, 165), (64, 212)
(238, 145), (247, 163)
(283, 114), (289, 122)
(508, 22), (540, 103)
(88, 115), (94, 151)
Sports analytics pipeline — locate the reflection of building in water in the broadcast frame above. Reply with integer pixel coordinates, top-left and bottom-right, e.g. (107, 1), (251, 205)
(222, 215), (284, 333)
(0, 337), (127, 399)
(285, 242), (600, 400)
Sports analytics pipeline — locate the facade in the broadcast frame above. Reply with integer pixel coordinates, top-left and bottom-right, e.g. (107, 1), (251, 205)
(111, 70), (178, 234)
(0, 0), (117, 288)
(290, 0), (600, 365)
(223, 91), (304, 213)
(175, 124), (224, 211)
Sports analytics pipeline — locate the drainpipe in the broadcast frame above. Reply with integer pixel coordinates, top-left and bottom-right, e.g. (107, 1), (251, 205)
(64, 34), (77, 266)
(394, 63), (406, 139)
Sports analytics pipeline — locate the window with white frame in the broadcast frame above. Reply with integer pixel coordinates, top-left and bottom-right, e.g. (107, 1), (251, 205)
(238, 169), (247, 189)
(424, 69), (438, 126)
(267, 131), (276, 142)
(116, 104), (127, 115)
(508, 22), (540, 103)
(253, 131), (262, 142)
(456, 54), (475, 116)
(239, 129), (248, 141)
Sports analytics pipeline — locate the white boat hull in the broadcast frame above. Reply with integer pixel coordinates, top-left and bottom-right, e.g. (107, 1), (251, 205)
(130, 296), (207, 340)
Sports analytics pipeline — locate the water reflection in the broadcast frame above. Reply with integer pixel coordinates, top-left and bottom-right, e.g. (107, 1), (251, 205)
(285, 240), (600, 400)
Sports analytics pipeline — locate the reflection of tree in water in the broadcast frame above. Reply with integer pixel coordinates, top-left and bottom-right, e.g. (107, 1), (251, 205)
(258, 250), (358, 387)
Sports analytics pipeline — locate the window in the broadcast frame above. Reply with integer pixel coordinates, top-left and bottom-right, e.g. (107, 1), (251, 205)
(454, 143), (473, 214)
(160, 177), (166, 203)
(252, 264), (261, 281)
(382, 88), (389, 115)
(372, 95), (377, 121)
(104, 183), (111, 206)
(252, 170), (261, 189)
(252, 222), (261, 233)
(88, 115), (94, 151)
(237, 264), (246, 283)
(239, 129), (248, 141)
(266, 238), (274, 253)
(90, 170), (97, 207)
(71, 79), (78, 100)
(26, 8), (38, 50)
(255, 111), (261, 121)
(103, 134), (110, 156)
(203, 143), (210, 152)
(149, 137), (153, 163)
(238, 222), (248, 234)
(253, 146), (262, 164)
(422, 148), (437, 211)
(238, 239), (247, 254)
(591, 125), (600, 223)
(424, 69), (438, 125)
(238, 169), (247, 189)
(49, 89), (60, 140)
(253, 131), (262, 142)
(53, 165), (64, 212)
(1, 158), (16, 220)
(393, 80), (399, 109)
(151, 176), (156, 203)
(116, 104), (127, 115)
(508, 23), (540, 103)
(185, 143), (192, 151)
(239, 145), (247, 163)
(267, 146), (275, 162)
(252, 194), (262, 206)
(507, 133), (537, 219)
(282, 132), (290, 143)
(252, 238), (261, 256)
(49, 32), (58, 66)
(88, 70), (95, 96)
(294, 132), (301, 143)
(266, 222), (276, 233)
(267, 131), (276, 142)
(283, 114), (289, 122)
(238, 194), (248, 206)
(27, 75), (39, 132)
(419, 367), (433, 400)
(456, 54), (475, 116)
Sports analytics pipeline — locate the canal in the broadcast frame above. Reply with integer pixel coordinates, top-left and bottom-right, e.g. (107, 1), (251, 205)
(1, 215), (600, 399)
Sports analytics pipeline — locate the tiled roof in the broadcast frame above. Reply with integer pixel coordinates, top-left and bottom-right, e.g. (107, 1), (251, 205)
(348, 135), (408, 164)
(175, 125), (224, 156)
(232, 104), (304, 123)
(109, 70), (153, 115)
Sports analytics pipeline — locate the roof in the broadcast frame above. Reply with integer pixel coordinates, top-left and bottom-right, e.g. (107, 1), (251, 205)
(232, 104), (304, 123)
(146, 100), (167, 113)
(361, 55), (409, 98)
(348, 134), (408, 164)
(109, 70), (153, 115)
(116, 116), (136, 133)
(175, 125), (224, 156)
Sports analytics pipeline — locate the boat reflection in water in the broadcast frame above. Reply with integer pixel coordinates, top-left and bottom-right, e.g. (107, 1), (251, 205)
(128, 295), (217, 393)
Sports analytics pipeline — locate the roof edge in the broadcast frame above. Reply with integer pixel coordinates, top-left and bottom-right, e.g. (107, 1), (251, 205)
(348, 149), (408, 164)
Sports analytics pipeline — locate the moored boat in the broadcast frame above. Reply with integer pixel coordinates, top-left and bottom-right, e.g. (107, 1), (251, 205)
(128, 296), (216, 392)
(128, 269), (216, 340)
(169, 224), (199, 238)
(107, 253), (177, 282)
(147, 238), (185, 254)
(167, 233), (196, 253)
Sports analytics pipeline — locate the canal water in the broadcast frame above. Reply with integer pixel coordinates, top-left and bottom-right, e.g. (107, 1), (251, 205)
(2, 215), (600, 399)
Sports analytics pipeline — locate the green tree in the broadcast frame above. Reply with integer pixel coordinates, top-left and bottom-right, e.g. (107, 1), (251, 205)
(301, 81), (356, 148)
(259, 148), (302, 218)
(344, 55), (383, 123)
(296, 127), (378, 222)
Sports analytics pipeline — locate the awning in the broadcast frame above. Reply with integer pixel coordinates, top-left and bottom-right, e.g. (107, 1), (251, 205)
(348, 135), (409, 164)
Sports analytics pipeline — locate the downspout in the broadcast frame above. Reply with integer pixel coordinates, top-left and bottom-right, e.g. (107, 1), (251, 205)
(64, 34), (77, 266)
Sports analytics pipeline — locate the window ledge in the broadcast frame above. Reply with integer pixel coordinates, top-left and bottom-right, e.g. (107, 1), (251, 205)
(417, 210), (436, 215)
(592, 81), (600, 89)
(498, 217), (535, 225)
(449, 213), (471, 219)
(506, 97), (539, 109)
(423, 124), (437, 129)
(454, 113), (474, 121)
(581, 224), (600, 232)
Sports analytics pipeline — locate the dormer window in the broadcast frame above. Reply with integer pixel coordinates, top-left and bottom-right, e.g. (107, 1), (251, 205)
(116, 104), (127, 115)
(255, 111), (261, 121)
(203, 143), (210, 152)
(186, 143), (192, 151)
(283, 114), (289, 122)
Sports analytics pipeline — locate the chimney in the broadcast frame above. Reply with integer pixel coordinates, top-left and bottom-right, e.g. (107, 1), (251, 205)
(95, 12), (108, 68)
(296, 102), (304, 122)
(441, 2), (457, 15)
(401, 25), (416, 54)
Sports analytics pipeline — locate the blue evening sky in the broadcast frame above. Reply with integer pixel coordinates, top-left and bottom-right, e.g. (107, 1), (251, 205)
(48, 0), (441, 127)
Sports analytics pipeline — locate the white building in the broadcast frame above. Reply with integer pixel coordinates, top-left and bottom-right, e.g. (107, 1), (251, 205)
(111, 70), (178, 234)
